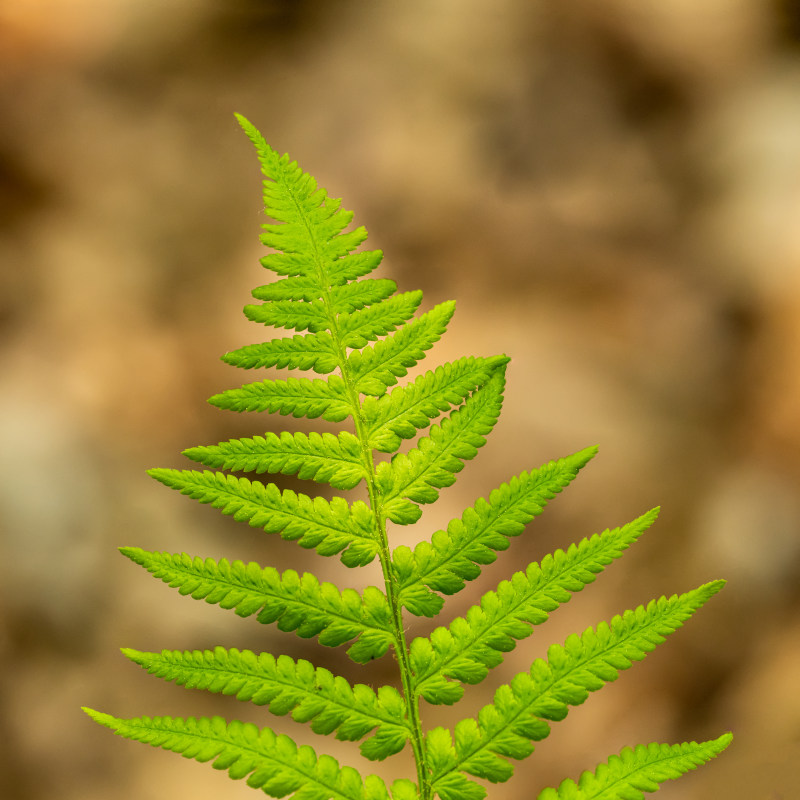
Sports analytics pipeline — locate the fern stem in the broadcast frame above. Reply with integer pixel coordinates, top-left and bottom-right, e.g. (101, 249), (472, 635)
(277, 157), (430, 798)
(341, 345), (430, 800)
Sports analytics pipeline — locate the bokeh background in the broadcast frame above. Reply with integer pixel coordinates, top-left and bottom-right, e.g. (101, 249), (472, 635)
(2, 1), (800, 798)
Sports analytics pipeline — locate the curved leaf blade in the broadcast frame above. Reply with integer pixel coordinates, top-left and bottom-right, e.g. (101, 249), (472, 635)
(148, 469), (379, 567)
(183, 431), (366, 491)
(122, 647), (410, 760)
(537, 734), (732, 800)
(119, 548), (394, 662)
(83, 708), (396, 800)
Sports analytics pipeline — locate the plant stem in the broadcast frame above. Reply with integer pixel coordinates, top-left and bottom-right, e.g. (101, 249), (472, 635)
(296, 180), (429, 798)
(341, 354), (430, 800)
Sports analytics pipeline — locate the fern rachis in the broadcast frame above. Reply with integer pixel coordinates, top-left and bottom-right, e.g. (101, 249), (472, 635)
(85, 115), (731, 800)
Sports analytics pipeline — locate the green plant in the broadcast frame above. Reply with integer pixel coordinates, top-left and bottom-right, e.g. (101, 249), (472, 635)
(84, 116), (731, 800)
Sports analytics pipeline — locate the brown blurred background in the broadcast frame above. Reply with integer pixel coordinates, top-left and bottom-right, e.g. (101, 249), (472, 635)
(2, 1), (800, 798)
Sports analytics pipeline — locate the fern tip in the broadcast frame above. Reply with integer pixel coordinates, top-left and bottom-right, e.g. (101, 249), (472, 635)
(715, 732), (734, 748)
(573, 444), (599, 467)
(120, 647), (147, 664)
(82, 707), (117, 729)
(642, 506), (661, 522)
(118, 546), (146, 564)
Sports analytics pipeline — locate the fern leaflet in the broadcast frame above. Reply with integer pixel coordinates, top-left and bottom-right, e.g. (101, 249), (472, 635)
(223, 331), (339, 373)
(120, 547), (393, 662)
(147, 469), (379, 566)
(537, 734), (732, 799)
(209, 374), (353, 420)
(83, 709), (417, 800)
(183, 430), (366, 490)
(122, 647), (410, 760)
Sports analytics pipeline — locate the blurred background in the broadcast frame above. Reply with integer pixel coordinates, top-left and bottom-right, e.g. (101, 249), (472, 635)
(1, 1), (799, 798)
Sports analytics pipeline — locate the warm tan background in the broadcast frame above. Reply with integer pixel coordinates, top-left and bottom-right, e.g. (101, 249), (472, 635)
(2, 1), (800, 798)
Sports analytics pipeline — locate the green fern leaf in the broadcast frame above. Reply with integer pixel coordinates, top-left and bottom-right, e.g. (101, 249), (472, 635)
(256, 249), (383, 285)
(250, 276), (324, 302)
(411, 509), (659, 703)
(83, 708), (408, 800)
(209, 374), (353, 421)
(347, 301), (456, 396)
(394, 447), (598, 615)
(363, 356), (509, 453)
(183, 430), (366, 490)
(432, 581), (725, 787)
(537, 734), (732, 800)
(88, 119), (730, 800)
(122, 647), (410, 760)
(147, 469), (378, 566)
(223, 331), (339, 373)
(119, 548), (394, 662)
(250, 276), (398, 308)
(376, 369), (505, 524)
(244, 299), (330, 333)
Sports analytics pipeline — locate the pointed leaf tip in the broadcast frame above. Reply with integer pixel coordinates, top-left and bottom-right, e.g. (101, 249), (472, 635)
(120, 647), (147, 665)
(82, 707), (116, 729)
(573, 445), (599, 469)
(118, 546), (144, 563)
(715, 732), (734, 749)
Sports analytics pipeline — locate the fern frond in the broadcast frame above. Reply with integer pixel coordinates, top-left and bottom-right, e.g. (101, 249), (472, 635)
(83, 708), (415, 800)
(432, 581), (725, 786)
(376, 369), (506, 525)
(410, 510), (659, 704)
(183, 431), (366, 490)
(119, 548), (394, 662)
(122, 647), (410, 760)
(209, 375), (353, 421)
(363, 356), (509, 453)
(347, 301), (456, 396)
(147, 469), (379, 566)
(537, 734), (733, 800)
(88, 120), (730, 800)
(393, 448), (598, 615)
(223, 331), (339, 373)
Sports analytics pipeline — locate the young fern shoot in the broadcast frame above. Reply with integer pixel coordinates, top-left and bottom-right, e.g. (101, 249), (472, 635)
(84, 116), (732, 800)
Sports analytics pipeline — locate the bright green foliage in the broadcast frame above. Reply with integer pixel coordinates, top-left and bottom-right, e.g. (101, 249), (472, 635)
(426, 582), (726, 797)
(121, 647), (410, 760)
(120, 547), (393, 662)
(537, 735), (733, 799)
(83, 709), (417, 800)
(85, 116), (730, 800)
(410, 509), (662, 703)
(183, 430), (366, 489)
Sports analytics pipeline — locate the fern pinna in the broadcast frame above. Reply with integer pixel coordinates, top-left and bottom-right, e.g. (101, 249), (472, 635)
(84, 116), (731, 800)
